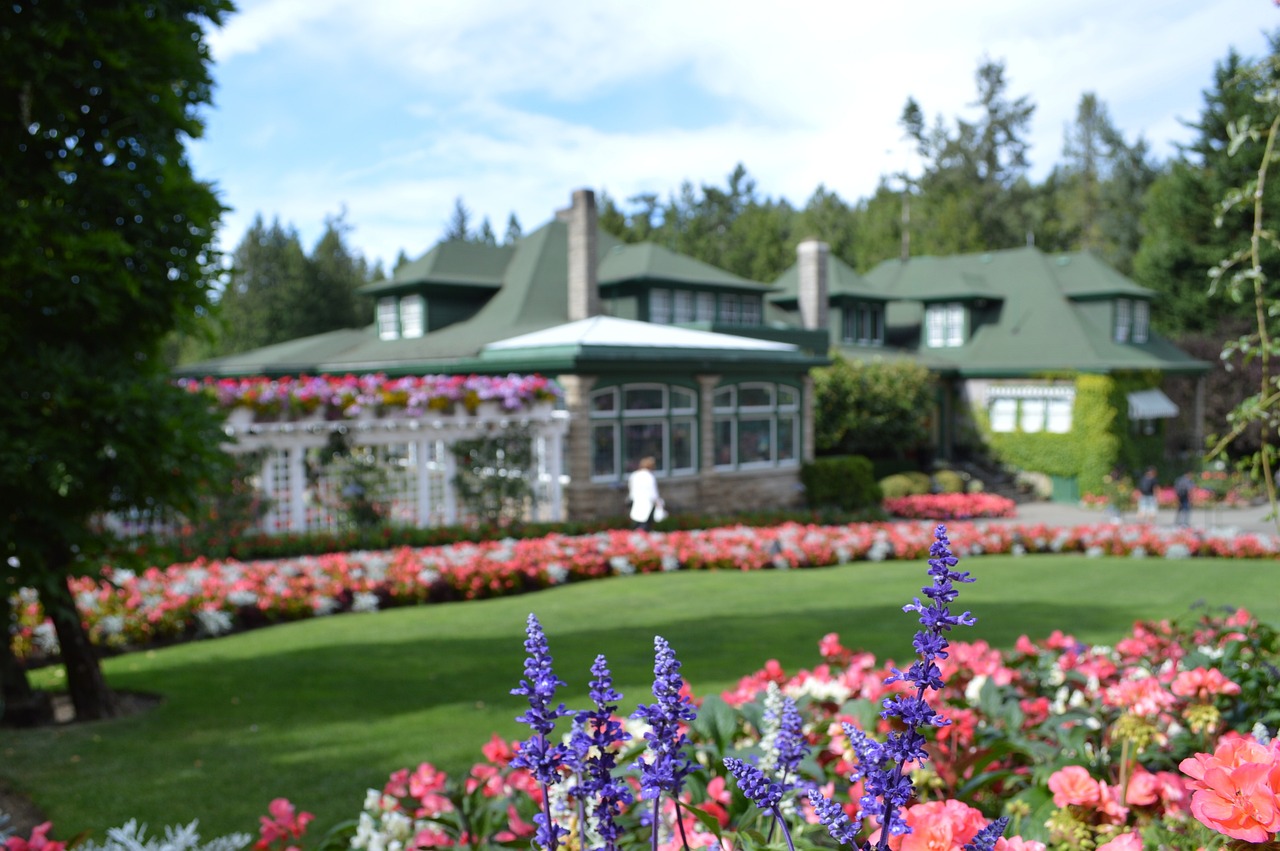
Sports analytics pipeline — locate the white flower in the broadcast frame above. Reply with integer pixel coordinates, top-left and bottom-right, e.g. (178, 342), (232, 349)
(964, 674), (989, 704)
(194, 609), (233, 637)
(351, 592), (380, 613)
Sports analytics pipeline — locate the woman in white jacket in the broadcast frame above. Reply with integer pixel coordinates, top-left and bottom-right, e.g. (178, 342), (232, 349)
(627, 456), (663, 530)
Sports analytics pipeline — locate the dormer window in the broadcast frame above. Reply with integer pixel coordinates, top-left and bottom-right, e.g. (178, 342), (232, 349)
(1133, 300), (1149, 343)
(377, 297), (400, 341)
(842, 302), (884, 346)
(1114, 299), (1131, 342)
(673, 290), (694, 323)
(400, 295), (425, 339)
(925, 302), (965, 348)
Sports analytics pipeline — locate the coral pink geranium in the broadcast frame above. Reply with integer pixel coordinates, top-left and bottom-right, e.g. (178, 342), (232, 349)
(886, 799), (988, 851)
(1179, 737), (1280, 842)
(1093, 832), (1143, 851)
(1048, 765), (1101, 808)
(3, 823), (65, 851)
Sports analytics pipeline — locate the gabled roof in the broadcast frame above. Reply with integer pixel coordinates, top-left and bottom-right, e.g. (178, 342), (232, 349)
(770, 252), (886, 307)
(361, 240), (513, 295)
(599, 242), (770, 291)
(865, 247), (1206, 376)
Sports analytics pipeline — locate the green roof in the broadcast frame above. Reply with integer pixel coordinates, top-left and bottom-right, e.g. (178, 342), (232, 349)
(599, 242), (769, 291)
(360, 240), (513, 295)
(865, 247), (1206, 376)
(770, 252), (886, 306)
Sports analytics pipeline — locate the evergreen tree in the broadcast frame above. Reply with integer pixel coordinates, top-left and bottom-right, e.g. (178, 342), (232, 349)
(444, 196), (472, 241)
(216, 215), (310, 354)
(503, 213), (523, 245)
(304, 211), (367, 334)
(477, 216), (497, 245)
(1134, 37), (1280, 334)
(904, 58), (1036, 254)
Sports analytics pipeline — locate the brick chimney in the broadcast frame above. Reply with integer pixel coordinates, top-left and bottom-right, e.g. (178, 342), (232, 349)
(796, 239), (829, 331)
(566, 189), (599, 321)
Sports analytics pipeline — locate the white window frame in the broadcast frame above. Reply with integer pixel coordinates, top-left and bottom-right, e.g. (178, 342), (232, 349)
(989, 398), (1017, 432)
(1133, 300), (1149, 344)
(673, 290), (694, 324)
(720, 294), (741, 324)
(589, 383), (697, 481)
(711, 381), (801, 470)
(925, 302), (964, 348)
(1114, 298), (1132, 343)
(695, 291), (716, 322)
(740, 296), (762, 325)
(377, 297), (400, 341)
(399, 295), (425, 339)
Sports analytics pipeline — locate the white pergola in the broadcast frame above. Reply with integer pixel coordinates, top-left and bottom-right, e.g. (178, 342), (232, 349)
(220, 404), (570, 534)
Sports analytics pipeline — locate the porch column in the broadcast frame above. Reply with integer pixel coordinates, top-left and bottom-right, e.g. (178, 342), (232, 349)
(557, 374), (597, 520)
(441, 444), (458, 525)
(696, 373), (721, 472)
(545, 425), (565, 522)
(415, 437), (432, 527)
(288, 445), (307, 531)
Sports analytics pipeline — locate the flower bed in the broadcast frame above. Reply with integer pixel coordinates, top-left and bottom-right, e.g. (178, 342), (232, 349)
(177, 373), (562, 421)
(13, 526), (1275, 851)
(9, 520), (1279, 664)
(883, 493), (1017, 520)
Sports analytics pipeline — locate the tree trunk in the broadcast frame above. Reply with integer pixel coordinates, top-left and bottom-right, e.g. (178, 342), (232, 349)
(43, 569), (116, 721)
(0, 583), (53, 726)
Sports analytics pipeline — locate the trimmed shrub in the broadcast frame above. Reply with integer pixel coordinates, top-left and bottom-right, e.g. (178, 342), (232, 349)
(932, 469), (966, 494)
(879, 472), (931, 500)
(800, 455), (882, 511)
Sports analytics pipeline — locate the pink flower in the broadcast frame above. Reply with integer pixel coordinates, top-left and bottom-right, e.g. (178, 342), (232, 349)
(1094, 832), (1143, 851)
(994, 837), (1046, 851)
(256, 798), (314, 851)
(1179, 740), (1280, 843)
(1171, 667), (1241, 700)
(887, 799), (988, 851)
(1124, 767), (1160, 807)
(4, 823), (66, 851)
(1048, 765), (1101, 808)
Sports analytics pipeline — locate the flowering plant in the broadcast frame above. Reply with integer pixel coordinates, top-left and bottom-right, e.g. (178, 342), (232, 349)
(883, 494), (1017, 520)
(177, 373), (562, 421)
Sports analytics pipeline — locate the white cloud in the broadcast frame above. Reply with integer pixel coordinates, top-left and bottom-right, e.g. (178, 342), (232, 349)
(194, 0), (1280, 270)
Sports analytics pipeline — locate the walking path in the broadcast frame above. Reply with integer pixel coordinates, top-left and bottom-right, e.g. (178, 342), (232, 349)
(998, 500), (1279, 538)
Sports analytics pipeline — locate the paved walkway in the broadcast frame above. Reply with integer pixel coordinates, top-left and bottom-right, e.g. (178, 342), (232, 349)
(997, 500), (1279, 538)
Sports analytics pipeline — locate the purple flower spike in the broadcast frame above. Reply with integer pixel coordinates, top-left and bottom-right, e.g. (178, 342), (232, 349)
(571, 655), (633, 851)
(724, 757), (783, 810)
(808, 787), (862, 846)
(510, 613), (570, 851)
(632, 636), (697, 801)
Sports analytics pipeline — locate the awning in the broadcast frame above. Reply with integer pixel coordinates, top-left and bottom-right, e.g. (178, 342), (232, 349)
(1128, 388), (1179, 420)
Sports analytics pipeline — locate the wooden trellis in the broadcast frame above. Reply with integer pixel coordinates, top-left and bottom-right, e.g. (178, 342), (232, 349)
(221, 405), (569, 533)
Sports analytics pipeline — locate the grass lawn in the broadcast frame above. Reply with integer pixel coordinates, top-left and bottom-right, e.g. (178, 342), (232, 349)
(2, 553), (1274, 839)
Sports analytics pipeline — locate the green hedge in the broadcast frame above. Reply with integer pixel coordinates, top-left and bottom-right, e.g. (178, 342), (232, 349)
(800, 455), (883, 511)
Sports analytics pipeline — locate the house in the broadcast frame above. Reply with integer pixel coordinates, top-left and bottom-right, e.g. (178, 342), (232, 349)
(770, 244), (1210, 497)
(181, 191), (829, 524)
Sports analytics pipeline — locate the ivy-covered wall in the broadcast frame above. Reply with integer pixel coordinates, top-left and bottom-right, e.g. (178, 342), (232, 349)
(977, 372), (1165, 496)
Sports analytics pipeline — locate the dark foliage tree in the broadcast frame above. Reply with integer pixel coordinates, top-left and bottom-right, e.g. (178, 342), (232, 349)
(503, 213), (523, 245)
(1134, 36), (1280, 335)
(444, 196), (472, 241)
(216, 215), (310, 354)
(0, 0), (234, 721)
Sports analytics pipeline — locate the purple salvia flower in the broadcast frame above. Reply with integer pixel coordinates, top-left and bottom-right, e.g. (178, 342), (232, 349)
(775, 695), (810, 783)
(808, 787), (862, 846)
(963, 816), (1011, 851)
(724, 758), (797, 851)
(835, 525), (1005, 850)
(572, 655), (633, 851)
(632, 636), (697, 851)
(510, 613), (570, 851)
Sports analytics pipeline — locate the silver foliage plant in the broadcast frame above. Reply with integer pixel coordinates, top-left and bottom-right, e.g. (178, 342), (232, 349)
(73, 820), (251, 851)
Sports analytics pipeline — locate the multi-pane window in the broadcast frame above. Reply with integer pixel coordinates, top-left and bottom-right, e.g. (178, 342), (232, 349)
(842, 303), (884, 345)
(589, 383), (697, 481)
(696, 292), (717, 322)
(649, 289), (672, 324)
(740, 296), (762, 325)
(713, 382), (800, 469)
(719, 294), (741, 324)
(1114, 299), (1132, 343)
(988, 387), (1075, 434)
(1133, 300), (1150, 344)
(377, 297), (400, 340)
(925, 302), (964, 348)
(400, 295), (425, 339)
(673, 290), (694, 323)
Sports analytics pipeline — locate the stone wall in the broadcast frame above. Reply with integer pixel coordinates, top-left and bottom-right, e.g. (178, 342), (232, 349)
(566, 467), (805, 522)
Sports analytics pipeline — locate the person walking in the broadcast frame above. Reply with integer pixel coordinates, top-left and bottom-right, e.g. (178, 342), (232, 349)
(1137, 466), (1159, 522)
(1174, 471), (1194, 528)
(627, 456), (663, 531)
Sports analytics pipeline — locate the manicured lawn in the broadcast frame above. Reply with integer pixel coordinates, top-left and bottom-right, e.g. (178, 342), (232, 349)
(2, 553), (1274, 840)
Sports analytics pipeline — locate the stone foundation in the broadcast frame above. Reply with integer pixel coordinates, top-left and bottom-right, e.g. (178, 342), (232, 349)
(566, 467), (805, 522)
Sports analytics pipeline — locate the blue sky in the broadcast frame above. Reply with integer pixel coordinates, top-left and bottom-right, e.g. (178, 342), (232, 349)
(188, 0), (1279, 273)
